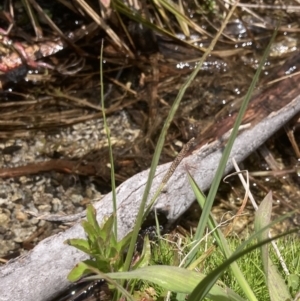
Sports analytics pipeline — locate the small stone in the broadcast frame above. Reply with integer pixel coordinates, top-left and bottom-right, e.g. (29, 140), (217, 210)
(13, 226), (36, 243)
(36, 178), (45, 187)
(80, 198), (91, 206)
(0, 197), (7, 206)
(25, 183), (33, 189)
(3, 154), (12, 162)
(11, 190), (24, 202)
(19, 176), (29, 184)
(0, 226), (6, 234)
(0, 213), (9, 225)
(36, 185), (45, 193)
(30, 218), (39, 225)
(71, 194), (83, 205)
(15, 210), (27, 222)
(0, 240), (17, 257)
(51, 198), (62, 212)
(4, 229), (15, 240)
(37, 204), (51, 212)
(38, 220), (46, 227)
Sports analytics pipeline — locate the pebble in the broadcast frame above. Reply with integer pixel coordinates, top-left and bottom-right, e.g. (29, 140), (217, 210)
(71, 194), (83, 205)
(0, 198), (7, 206)
(15, 210), (28, 222)
(37, 204), (52, 212)
(0, 240), (17, 257)
(11, 190), (24, 202)
(30, 218), (40, 225)
(0, 212), (9, 225)
(51, 198), (62, 212)
(38, 220), (46, 227)
(19, 176), (29, 184)
(13, 226), (36, 243)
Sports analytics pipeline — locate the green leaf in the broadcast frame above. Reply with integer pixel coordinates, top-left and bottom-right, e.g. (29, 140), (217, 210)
(81, 220), (99, 244)
(101, 214), (115, 243)
(108, 227), (118, 250)
(67, 261), (94, 282)
(116, 231), (132, 253)
(187, 171), (256, 299)
(82, 268), (135, 301)
(254, 192), (292, 301)
(187, 171), (221, 246)
(106, 265), (245, 301)
(86, 204), (101, 234)
(93, 257), (111, 273)
(65, 238), (91, 254)
(287, 274), (299, 291)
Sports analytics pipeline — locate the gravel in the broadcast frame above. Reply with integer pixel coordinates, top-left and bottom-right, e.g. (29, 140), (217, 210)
(0, 113), (140, 258)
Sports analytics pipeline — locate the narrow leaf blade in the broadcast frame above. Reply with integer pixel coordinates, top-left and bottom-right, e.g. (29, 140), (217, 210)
(107, 265), (245, 301)
(254, 192), (291, 301)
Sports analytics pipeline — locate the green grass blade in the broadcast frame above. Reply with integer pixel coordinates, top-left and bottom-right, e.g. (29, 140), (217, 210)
(100, 41), (118, 236)
(85, 204), (101, 235)
(187, 156), (295, 301)
(106, 265), (245, 301)
(187, 171), (222, 247)
(188, 26), (279, 263)
(255, 192), (292, 301)
(122, 0), (228, 275)
(187, 171), (258, 300)
(187, 229), (298, 301)
(122, 60), (200, 272)
(124, 1), (239, 273)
